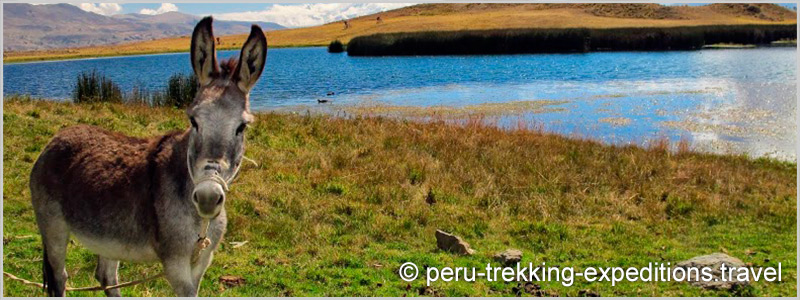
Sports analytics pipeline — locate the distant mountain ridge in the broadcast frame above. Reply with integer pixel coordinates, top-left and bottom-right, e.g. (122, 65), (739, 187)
(4, 3), (796, 63)
(2, 3), (284, 51)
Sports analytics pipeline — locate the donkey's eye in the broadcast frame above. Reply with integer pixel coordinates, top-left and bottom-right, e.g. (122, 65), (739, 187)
(190, 117), (198, 130)
(236, 123), (247, 135)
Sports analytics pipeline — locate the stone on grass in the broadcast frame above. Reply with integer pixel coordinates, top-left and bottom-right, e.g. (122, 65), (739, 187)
(675, 253), (749, 290)
(494, 249), (523, 265)
(435, 229), (475, 255)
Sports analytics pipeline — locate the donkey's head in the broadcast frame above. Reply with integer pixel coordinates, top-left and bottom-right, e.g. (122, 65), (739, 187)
(186, 17), (267, 219)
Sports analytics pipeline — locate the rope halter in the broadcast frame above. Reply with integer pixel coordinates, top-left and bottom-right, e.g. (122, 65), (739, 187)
(186, 154), (241, 193)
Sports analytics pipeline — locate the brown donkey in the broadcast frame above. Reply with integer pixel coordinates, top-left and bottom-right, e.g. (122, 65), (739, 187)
(30, 17), (266, 296)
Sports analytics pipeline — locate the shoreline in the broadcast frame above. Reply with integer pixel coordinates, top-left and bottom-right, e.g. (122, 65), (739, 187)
(5, 24), (796, 63)
(5, 95), (796, 164)
(5, 42), (795, 65)
(3, 43), (322, 65)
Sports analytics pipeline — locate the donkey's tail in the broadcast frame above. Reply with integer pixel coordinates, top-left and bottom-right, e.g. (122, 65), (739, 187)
(42, 244), (59, 296)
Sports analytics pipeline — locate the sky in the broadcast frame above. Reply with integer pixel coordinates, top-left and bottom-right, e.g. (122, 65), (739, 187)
(60, 3), (798, 28)
(68, 3), (414, 28)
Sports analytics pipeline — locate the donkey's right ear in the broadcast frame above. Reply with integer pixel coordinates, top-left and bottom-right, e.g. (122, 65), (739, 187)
(190, 16), (218, 86)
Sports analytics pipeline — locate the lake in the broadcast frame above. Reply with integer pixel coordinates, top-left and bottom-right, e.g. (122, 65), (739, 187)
(4, 47), (796, 160)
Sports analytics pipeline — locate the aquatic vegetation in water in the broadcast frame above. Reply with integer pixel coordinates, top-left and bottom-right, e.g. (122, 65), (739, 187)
(348, 25), (796, 56)
(339, 100), (568, 118)
(328, 40), (345, 53)
(661, 107), (779, 138)
(599, 117), (632, 126)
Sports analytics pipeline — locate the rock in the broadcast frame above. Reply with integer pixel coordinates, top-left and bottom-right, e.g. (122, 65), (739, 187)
(494, 249), (523, 265)
(435, 229), (475, 255)
(675, 253), (749, 290)
(578, 289), (600, 297)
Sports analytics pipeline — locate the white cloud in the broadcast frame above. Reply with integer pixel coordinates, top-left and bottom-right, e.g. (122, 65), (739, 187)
(213, 3), (414, 28)
(140, 3), (179, 15)
(73, 3), (122, 16)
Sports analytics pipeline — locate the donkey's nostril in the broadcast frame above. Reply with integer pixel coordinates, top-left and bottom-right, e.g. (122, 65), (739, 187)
(204, 163), (221, 173)
(193, 193), (199, 203)
(216, 195), (224, 205)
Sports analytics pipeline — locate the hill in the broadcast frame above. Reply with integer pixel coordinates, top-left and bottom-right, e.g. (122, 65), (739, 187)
(2, 3), (284, 52)
(3, 3), (795, 63)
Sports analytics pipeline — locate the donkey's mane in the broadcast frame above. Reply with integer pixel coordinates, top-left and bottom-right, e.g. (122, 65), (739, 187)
(219, 57), (239, 79)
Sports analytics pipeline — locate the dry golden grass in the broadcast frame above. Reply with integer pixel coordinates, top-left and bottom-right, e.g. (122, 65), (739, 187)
(4, 4), (795, 63)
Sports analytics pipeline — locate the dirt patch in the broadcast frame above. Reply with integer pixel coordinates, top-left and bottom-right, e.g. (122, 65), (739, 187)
(582, 3), (683, 19)
(708, 4), (796, 21)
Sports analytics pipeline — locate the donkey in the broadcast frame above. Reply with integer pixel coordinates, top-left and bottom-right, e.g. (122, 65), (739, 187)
(29, 17), (266, 297)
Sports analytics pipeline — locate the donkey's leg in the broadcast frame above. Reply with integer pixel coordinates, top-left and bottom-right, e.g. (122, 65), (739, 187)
(94, 256), (121, 297)
(190, 250), (214, 292)
(163, 257), (197, 297)
(37, 215), (69, 297)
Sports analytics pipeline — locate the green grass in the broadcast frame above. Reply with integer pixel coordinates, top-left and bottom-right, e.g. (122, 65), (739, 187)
(3, 96), (796, 296)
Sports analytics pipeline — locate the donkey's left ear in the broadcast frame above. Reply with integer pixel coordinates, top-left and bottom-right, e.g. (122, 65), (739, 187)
(235, 25), (267, 93)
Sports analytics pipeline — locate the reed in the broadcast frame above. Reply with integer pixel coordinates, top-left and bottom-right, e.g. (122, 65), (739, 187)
(328, 40), (345, 53)
(72, 72), (198, 108)
(72, 71), (123, 103)
(157, 73), (198, 108)
(347, 24), (797, 56)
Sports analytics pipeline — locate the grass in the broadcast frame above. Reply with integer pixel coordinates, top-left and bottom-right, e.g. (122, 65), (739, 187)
(347, 25), (796, 56)
(2, 96), (797, 296)
(3, 4), (796, 63)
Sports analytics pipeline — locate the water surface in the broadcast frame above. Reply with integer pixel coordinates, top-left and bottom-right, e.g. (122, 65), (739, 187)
(4, 47), (796, 160)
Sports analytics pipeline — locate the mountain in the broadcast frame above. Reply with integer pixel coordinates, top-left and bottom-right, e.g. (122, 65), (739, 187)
(2, 3), (284, 51)
(5, 3), (796, 63)
(244, 3), (796, 48)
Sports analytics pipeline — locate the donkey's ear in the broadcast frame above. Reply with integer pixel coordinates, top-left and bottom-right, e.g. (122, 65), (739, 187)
(234, 25), (267, 93)
(191, 16), (218, 86)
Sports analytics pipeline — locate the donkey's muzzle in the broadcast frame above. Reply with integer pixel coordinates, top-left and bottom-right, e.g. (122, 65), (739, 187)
(192, 180), (225, 219)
